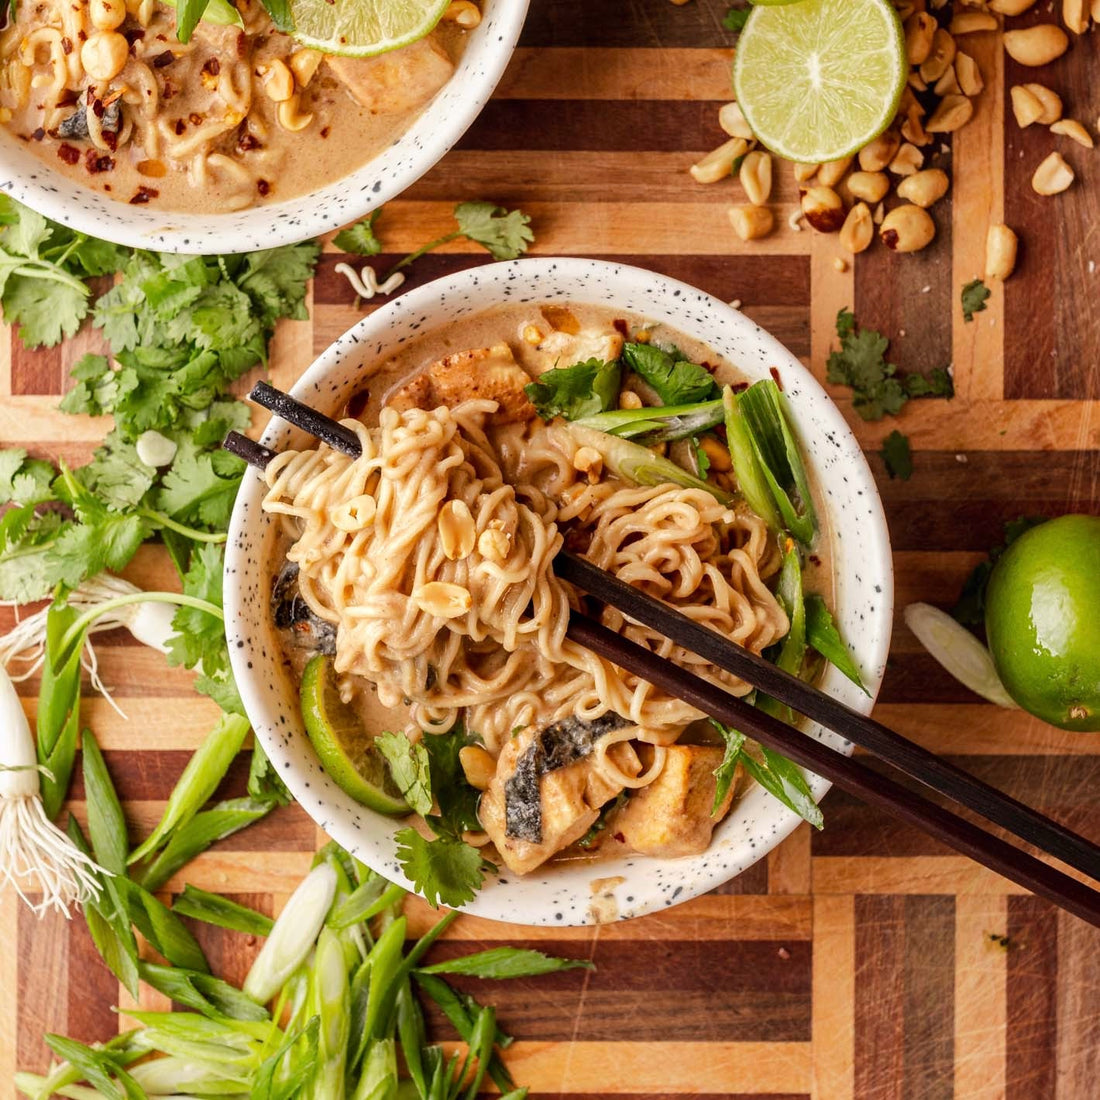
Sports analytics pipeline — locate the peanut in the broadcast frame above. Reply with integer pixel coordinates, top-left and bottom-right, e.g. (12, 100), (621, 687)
(985, 224), (1018, 281)
(1003, 25), (1070, 67)
(879, 205), (936, 253)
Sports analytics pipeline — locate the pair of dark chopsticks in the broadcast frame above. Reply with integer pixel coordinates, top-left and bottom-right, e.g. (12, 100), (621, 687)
(225, 383), (1100, 928)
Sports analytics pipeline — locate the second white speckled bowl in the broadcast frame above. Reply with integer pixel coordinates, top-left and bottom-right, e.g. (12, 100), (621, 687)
(0, 0), (528, 253)
(225, 257), (894, 926)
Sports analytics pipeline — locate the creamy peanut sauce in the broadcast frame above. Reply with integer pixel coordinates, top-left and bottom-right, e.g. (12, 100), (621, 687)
(0, 0), (471, 211)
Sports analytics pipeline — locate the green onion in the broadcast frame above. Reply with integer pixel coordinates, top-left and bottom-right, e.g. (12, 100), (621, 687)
(173, 883), (274, 937)
(417, 946), (593, 979)
(137, 796), (275, 893)
(564, 424), (732, 504)
(804, 595), (867, 692)
(80, 730), (128, 877)
(128, 712), (251, 864)
(138, 960), (270, 1023)
(244, 862), (338, 1004)
(738, 749), (823, 830)
(722, 386), (781, 531)
(36, 603), (84, 821)
(736, 380), (817, 544)
(573, 399), (726, 444)
(305, 927), (350, 1099)
(329, 879), (405, 931)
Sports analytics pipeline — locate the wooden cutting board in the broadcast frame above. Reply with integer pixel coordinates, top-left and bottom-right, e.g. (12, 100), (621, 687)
(3, 2), (1100, 1096)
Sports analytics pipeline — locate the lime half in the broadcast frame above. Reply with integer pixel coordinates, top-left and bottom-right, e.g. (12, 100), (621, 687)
(288, 0), (450, 58)
(300, 654), (411, 813)
(733, 0), (907, 163)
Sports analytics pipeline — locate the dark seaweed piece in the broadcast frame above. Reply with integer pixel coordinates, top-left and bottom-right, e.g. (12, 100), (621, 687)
(57, 100), (120, 140)
(504, 712), (629, 843)
(271, 561), (336, 656)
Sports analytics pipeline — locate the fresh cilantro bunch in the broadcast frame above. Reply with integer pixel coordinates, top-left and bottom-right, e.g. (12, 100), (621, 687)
(0, 201), (320, 602)
(827, 308), (953, 421)
(376, 725), (490, 908)
(334, 201), (534, 273)
(0, 197), (128, 348)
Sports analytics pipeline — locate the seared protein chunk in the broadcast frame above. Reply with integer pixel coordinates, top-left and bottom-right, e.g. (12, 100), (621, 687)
(387, 343), (537, 423)
(614, 745), (737, 858)
(525, 306), (624, 373)
(480, 717), (641, 875)
(326, 36), (454, 113)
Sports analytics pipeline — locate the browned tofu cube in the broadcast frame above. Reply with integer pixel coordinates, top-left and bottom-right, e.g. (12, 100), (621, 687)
(325, 37), (453, 114)
(614, 745), (737, 859)
(385, 344), (536, 423)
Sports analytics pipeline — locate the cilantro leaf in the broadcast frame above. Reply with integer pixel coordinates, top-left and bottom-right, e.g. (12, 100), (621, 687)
(961, 278), (990, 323)
(168, 543), (227, 675)
(237, 240), (319, 327)
(622, 343), (719, 405)
(3, 274), (88, 348)
(375, 731), (433, 817)
(0, 448), (56, 506)
(422, 724), (484, 837)
(880, 429), (913, 480)
(453, 201), (534, 261)
(903, 367), (954, 399)
(155, 439), (244, 529)
(76, 430), (156, 511)
(333, 211), (383, 257)
(826, 323), (905, 421)
(394, 827), (485, 909)
(723, 5), (749, 31)
(0, 506), (68, 602)
(524, 358), (621, 421)
(46, 512), (148, 588)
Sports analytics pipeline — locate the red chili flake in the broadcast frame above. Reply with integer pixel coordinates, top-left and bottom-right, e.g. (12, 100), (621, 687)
(104, 183), (111, 191)
(613, 832), (626, 844)
(320, 126), (331, 138)
(152, 50), (175, 67)
(91, 97), (105, 118)
(731, 381), (749, 393)
(58, 88), (79, 107)
(31, 127), (45, 141)
(612, 319), (629, 338)
(235, 32), (247, 58)
(237, 129), (261, 152)
(60, 35), (72, 54)
(129, 185), (159, 204)
(103, 128), (118, 152)
(162, 80), (177, 100)
(189, 112), (203, 126)
(809, 554), (822, 567)
(77, 28), (86, 41)
(122, 27), (144, 44)
(201, 57), (220, 75)
(154, 31), (167, 41)
(256, 179), (270, 196)
(84, 149), (114, 173)
(57, 143), (79, 165)
(173, 118), (186, 135)
(769, 366), (783, 389)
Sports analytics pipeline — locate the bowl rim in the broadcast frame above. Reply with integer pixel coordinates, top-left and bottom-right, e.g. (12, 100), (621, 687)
(225, 256), (894, 925)
(0, 0), (529, 254)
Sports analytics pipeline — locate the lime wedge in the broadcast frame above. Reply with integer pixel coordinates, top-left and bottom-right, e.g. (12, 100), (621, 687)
(300, 654), (411, 814)
(288, 0), (450, 58)
(733, 0), (907, 163)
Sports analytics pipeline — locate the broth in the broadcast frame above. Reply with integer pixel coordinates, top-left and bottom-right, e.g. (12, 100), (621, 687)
(0, 0), (472, 211)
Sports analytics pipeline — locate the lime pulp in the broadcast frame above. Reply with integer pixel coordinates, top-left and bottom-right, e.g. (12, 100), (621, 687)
(300, 654), (411, 813)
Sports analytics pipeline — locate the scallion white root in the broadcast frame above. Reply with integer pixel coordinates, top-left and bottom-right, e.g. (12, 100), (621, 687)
(0, 573), (188, 719)
(0, 668), (107, 916)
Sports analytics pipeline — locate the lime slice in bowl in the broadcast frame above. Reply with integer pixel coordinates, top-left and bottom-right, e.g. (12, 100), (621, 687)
(300, 653), (411, 814)
(288, 0), (451, 58)
(733, 0), (907, 164)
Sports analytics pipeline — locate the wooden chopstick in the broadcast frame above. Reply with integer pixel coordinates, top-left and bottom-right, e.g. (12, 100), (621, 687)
(556, 551), (1100, 884)
(566, 613), (1100, 928)
(226, 385), (1100, 927)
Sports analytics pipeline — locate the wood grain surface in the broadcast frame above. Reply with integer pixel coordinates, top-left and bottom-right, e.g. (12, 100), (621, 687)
(4, 1), (1100, 1097)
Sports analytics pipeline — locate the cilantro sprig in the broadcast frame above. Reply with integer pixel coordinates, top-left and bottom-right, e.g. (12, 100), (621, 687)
(827, 308), (953, 421)
(335, 202), (534, 274)
(0, 203), (320, 602)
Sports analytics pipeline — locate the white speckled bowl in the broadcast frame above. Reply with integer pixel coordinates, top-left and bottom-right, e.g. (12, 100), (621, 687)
(225, 257), (894, 926)
(0, 0), (527, 253)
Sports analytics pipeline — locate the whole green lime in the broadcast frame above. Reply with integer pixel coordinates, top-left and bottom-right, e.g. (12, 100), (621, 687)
(985, 515), (1100, 732)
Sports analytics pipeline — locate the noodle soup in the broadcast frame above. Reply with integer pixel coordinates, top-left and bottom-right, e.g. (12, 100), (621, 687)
(0, 0), (475, 211)
(260, 302), (842, 881)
